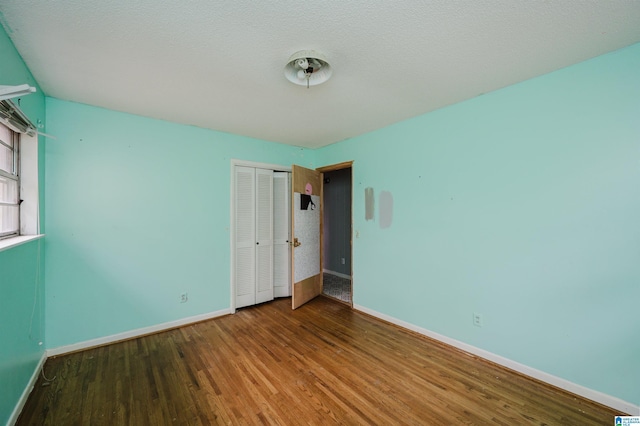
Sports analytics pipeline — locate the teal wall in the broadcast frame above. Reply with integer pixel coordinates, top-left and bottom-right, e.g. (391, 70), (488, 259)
(316, 43), (640, 405)
(0, 24), (46, 426)
(0, 241), (45, 426)
(44, 98), (312, 349)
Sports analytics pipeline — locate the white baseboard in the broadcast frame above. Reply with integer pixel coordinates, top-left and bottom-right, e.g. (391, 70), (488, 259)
(353, 304), (639, 416)
(323, 269), (351, 280)
(8, 351), (47, 426)
(47, 308), (232, 357)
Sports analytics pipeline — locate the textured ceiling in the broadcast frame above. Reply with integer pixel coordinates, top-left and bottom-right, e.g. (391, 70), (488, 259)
(1, 1), (640, 148)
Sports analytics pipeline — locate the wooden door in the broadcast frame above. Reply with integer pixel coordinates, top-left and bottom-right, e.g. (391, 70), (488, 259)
(291, 165), (322, 309)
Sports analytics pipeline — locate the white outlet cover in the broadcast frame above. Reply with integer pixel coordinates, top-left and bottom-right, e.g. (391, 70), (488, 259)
(473, 313), (483, 327)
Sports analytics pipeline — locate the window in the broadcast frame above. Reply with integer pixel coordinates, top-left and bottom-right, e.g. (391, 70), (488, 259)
(0, 122), (19, 239)
(0, 98), (39, 246)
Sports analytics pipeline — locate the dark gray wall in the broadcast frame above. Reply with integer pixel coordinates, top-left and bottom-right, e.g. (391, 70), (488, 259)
(323, 168), (352, 275)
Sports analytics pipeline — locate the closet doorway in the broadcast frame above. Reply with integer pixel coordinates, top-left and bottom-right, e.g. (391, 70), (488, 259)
(318, 162), (353, 306)
(231, 160), (291, 311)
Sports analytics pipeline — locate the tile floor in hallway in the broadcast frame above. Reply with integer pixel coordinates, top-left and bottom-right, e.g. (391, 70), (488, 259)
(322, 273), (351, 303)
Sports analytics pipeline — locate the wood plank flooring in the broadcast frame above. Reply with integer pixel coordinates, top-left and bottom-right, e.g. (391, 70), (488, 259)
(17, 297), (622, 425)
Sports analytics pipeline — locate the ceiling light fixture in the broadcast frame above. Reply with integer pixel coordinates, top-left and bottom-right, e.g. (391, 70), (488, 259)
(284, 50), (332, 88)
(0, 84), (36, 101)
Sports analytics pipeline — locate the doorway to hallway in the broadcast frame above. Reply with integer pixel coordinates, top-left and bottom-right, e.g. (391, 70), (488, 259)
(319, 164), (352, 305)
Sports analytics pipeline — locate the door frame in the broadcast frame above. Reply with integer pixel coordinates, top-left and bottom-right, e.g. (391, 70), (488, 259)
(230, 159), (291, 313)
(316, 161), (354, 307)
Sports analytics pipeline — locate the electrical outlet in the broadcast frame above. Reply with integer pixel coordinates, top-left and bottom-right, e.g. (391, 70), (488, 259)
(180, 292), (188, 303)
(341, 257), (345, 265)
(473, 313), (483, 327)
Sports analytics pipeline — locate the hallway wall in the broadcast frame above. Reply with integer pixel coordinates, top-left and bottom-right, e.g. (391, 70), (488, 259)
(322, 168), (352, 276)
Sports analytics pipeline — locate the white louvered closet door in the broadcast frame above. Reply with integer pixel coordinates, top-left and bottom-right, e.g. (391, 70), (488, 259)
(273, 172), (291, 297)
(255, 168), (274, 304)
(235, 166), (256, 309)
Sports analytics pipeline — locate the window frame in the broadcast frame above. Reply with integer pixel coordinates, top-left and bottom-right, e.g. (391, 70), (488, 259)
(0, 123), (20, 240)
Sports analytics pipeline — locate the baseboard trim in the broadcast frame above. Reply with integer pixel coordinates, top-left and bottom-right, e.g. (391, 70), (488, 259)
(46, 308), (232, 357)
(8, 351), (47, 426)
(323, 269), (351, 280)
(353, 304), (639, 416)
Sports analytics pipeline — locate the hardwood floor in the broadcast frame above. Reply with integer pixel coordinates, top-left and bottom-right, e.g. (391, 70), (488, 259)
(18, 297), (621, 425)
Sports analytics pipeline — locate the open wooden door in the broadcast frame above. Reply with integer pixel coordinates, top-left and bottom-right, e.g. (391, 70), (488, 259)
(291, 164), (322, 309)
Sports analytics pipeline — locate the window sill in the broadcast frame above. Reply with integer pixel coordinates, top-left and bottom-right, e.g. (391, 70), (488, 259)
(0, 234), (45, 253)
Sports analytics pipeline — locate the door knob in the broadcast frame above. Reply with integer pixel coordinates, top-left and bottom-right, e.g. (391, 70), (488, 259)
(293, 237), (301, 247)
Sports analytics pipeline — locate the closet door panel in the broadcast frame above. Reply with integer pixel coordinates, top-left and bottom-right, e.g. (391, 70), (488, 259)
(235, 166), (256, 309)
(255, 168), (274, 304)
(273, 172), (291, 297)
(235, 247), (255, 307)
